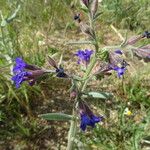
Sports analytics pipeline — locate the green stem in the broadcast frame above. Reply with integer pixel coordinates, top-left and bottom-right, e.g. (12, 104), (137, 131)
(1, 26), (9, 51)
(66, 41), (92, 45)
(66, 109), (77, 150)
(66, 8), (99, 150)
(66, 53), (97, 150)
(66, 55), (97, 150)
(81, 11), (99, 90)
(88, 13), (93, 30)
(81, 55), (97, 91)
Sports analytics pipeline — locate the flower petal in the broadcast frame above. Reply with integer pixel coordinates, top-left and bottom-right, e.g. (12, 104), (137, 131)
(13, 57), (26, 73)
(12, 71), (31, 88)
(75, 49), (94, 65)
(113, 66), (126, 78)
(114, 50), (123, 55)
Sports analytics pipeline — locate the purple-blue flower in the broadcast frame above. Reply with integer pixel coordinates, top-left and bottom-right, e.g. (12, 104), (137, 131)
(56, 67), (68, 78)
(12, 57), (45, 88)
(109, 50), (128, 78)
(11, 71), (31, 88)
(13, 57), (27, 73)
(79, 100), (102, 131)
(48, 56), (69, 78)
(75, 49), (94, 65)
(80, 112), (101, 131)
(113, 66), (126, 78)
(114, 50), (123, 55)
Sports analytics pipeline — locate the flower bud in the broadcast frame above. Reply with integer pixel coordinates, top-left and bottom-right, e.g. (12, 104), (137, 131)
(81, 0), (89, 8)
(132, 47), (150, 59)
(28, 70), (45, 79)
(94, 62), (111, 75)
(70, 91), (77, 99)
(141, 44), (150, 49)
(79, 22), (95, 39)
(90, 0), (98, 18)
(126, 35), (142, 45)
(48, 56), (69, 78)
(142, 31), (150, 38)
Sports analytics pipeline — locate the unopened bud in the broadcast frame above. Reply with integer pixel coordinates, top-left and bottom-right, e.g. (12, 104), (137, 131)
(126, 35), (142, 45)
(141, 44), (150, 49)
(142, 31), (150, 38)
(81, 0), (89, 8)
(132, 47), (150, 59)
(90, 0), (98, 18)
(29, 70), (45, 78)
(70, 91), (77, 99)
(79, 22), (95, 39)
(95, 62), (111, 75)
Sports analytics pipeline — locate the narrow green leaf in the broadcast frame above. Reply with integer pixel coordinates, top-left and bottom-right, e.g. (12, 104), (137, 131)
(6, 5), (21, 23)
(1, 5), (20, 27)
(93, 12), (103, 21)
(83, 92), (113, 99)
(39, 113), (73, 121)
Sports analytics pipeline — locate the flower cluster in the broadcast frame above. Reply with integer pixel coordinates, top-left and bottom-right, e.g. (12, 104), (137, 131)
(12, 57), (45, 88)
(125, 31), (150, 60)
(75, 49), (128, 78)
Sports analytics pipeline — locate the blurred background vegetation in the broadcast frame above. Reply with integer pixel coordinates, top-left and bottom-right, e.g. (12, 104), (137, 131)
(0, 0), (150, 149)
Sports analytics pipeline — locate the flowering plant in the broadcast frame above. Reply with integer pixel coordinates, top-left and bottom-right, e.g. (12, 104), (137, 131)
(11, 1), (150, 149)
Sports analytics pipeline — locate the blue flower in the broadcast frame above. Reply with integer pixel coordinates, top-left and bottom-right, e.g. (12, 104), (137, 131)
(56, 67), (68, 78)
(12, 57), (45, 88)
(113, 66), (126, 78)
(11, 71), (31, 88)
(114, 50), (123, 55)
(80, 113), (101, 131)
(109, 50), (128, 78)
(12, 57), (29, 88)
(13, 57), (27, 73)
(79, 100), (102, 131)
(75, 49), (94, 65)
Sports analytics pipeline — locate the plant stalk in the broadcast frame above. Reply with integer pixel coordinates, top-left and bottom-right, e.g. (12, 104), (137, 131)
(81, 55), (97, 91)
(66, 8), (99, 150)
(66, 55), (97, 150)
(66, 109), (77, 150)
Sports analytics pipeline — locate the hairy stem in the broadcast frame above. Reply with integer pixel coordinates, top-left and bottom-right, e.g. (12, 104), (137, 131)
(66, 54), (97, 150)
(66, 45), (98, 150)
(81, 55), (97, 91)
(66, 8), (99, 150)
(66, 109), (77, 150)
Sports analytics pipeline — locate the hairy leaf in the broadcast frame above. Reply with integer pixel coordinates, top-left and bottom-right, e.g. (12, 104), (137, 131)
(39, 113), (73, 121)
(83, 91), (113, 99)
